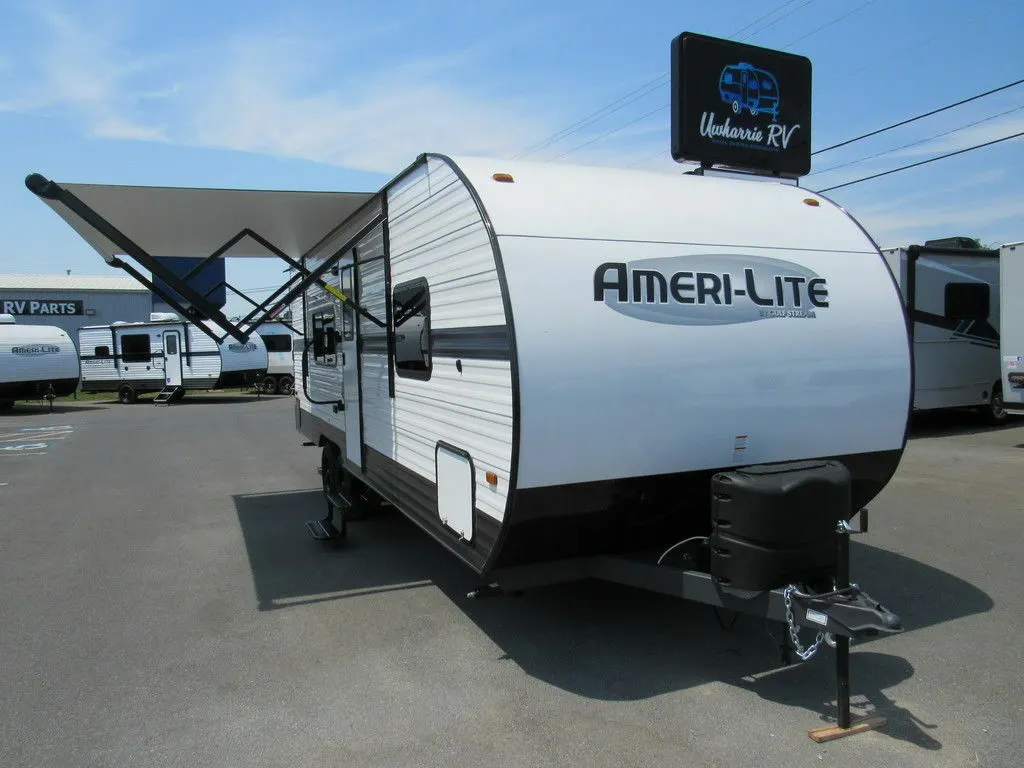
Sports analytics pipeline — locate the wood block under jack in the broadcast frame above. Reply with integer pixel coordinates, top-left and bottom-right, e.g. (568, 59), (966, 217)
(808, 715), (887, 742)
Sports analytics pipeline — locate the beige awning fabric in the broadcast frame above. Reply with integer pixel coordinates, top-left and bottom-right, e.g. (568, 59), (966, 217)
(33, 179), (376, 263)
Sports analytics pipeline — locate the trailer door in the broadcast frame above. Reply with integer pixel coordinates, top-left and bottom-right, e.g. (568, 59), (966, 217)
(162, 331), (183, 387)
(339, 264), (362, 469)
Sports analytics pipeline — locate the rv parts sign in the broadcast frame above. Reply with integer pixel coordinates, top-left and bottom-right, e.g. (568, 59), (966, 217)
(594, 254), (828, 325)
(1, 299), (84, 315)
(670, 32), (812, 176)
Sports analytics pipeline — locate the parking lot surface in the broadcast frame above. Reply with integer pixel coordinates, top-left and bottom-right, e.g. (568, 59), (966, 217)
(1, 396), (1022, 767)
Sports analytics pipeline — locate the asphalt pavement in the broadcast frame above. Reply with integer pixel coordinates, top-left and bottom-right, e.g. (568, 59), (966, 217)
(1, 395), (1021, 767)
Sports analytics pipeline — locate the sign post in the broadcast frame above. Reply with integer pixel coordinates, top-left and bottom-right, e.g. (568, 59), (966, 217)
(670, 32), (812, 178)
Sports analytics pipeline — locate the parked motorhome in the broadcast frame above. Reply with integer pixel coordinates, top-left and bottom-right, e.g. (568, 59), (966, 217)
(77, 313), (268, 403)
(252, 321), (296, 395)
(1000, 241), (1024, 415)
(0, 314), (80, 408)
(881, 239), (1005, 423)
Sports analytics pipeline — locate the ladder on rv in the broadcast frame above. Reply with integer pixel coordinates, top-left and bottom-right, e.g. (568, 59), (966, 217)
(153, 385), (184, 405)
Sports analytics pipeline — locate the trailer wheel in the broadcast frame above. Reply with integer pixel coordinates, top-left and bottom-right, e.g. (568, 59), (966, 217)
(276, 375), (294, 396)
(257, 375), (277, 394)
(983, 384), (1007, 425)
(118, 384), (137, 404)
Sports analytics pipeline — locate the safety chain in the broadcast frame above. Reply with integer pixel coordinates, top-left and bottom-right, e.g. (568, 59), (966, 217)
(783, 585), (826, 661)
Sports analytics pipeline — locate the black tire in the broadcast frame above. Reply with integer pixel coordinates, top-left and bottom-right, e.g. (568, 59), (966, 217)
(259, 375), (278, 394)
(118, 384), (137, 404)
(984, 384), (1008, 425)
(276, 375), (294, 396)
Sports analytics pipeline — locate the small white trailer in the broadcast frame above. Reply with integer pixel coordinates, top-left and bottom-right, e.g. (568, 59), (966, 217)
(0, 314), (81, 409)
(881, 239), (1005, 423)
(1000, 241), (1024, 415)
(251, 321), (296, 395)
(77, 313), (269, 403)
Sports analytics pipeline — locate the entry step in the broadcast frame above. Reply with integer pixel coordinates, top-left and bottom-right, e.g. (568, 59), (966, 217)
(305, 518), (344, 540)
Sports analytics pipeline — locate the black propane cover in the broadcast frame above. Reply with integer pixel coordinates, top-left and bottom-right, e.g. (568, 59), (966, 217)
(709, 460), (851, 593)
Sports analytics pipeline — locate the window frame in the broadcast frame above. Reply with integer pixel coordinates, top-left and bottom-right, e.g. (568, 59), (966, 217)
(944, 281), (990, 321)
(120, 333), (152, 363)
(392, 277), (432, 381)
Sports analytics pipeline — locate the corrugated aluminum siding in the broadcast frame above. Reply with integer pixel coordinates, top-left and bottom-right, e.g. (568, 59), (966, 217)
(0, 289), (151, 338)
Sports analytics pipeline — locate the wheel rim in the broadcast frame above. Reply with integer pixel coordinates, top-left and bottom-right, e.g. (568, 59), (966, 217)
(278, 376), (294, 395)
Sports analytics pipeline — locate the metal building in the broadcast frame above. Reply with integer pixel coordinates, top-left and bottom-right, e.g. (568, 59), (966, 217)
(0, 274), (153, 339)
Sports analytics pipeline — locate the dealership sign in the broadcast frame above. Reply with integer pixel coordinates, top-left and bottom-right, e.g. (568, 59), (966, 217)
(670, 31), (812, 177)
(1, 299), (84, 315)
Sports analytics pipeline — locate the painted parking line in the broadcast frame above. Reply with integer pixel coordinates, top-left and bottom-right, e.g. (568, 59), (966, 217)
(0, 442), (48, 455)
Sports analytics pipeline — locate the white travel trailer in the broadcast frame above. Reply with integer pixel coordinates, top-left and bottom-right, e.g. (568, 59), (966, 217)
(0, 314), (80, 408)
(77, 313), (269, 403)
(252, 321), (296, 395)
(1000, 241), (1024, 415)
(881, 239), (1005, 423)
(25, 152), (911, 729)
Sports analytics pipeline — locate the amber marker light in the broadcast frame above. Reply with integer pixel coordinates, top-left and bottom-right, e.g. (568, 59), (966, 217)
(492, 173), (514, 183)
(803, 197), (820, 206)
(486, 471), (498, 485)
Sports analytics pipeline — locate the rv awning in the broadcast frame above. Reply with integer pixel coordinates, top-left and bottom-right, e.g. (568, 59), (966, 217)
(27, 176), (376, 262)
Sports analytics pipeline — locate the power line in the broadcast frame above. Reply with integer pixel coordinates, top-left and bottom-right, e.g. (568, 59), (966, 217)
(807, 104), (1024, 177)
(744, 0), (819, 41)
(780, 0), (879, 48)
(815, 130), (1024, 193)
(813, 78), (1024, 155)
(514, 0), (815, 160)
(546, 104), (668, 161)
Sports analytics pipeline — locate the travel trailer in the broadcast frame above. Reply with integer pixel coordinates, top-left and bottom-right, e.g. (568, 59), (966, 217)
(1000, 241), (1024, 415)
(252, 321), (296, 395)
(881, 239), (1005, 423)
(0, 314), (80, 408)
(25, 31), (920, 738)
(77, 313), (268, 403)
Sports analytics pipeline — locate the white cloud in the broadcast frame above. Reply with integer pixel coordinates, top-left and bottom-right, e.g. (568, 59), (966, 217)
(884, 114), (1024, 159)
(1, 6), (563, 173)
(854, 193), (1024, 248)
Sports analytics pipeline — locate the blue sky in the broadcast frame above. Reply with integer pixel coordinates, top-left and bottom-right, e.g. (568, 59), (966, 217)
(2, 0), (1023, 316)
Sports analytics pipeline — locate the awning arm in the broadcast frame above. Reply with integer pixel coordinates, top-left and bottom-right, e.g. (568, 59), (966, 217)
(25, 173), (251, 345)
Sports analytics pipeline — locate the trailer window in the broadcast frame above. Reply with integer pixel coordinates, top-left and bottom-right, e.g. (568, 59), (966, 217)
(121, 334), (151, 362)
(945, 282), (989, 320)
(94, 345), (110, 358)
(312, 313), (337, 366)
(261, 334), (292, 353)
(392, 278), (431, 379)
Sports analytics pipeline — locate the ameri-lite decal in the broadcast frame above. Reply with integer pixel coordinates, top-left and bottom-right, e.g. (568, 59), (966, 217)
(593, 254), (829, 325)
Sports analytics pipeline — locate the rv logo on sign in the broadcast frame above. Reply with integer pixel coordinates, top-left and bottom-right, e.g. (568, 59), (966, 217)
(12, 345), (61, 356)
(594, 254), (829, 325)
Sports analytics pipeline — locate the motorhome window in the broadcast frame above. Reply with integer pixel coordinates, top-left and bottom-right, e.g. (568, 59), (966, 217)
(121, 334), (151, 362)
(165, 335), (178, 355)
(945, 282), (989, 320)
(261, 334), (292, 353)
(393, 278), (431, 379)
(94, 345), (110, 358)
(312, 313), (337, 366)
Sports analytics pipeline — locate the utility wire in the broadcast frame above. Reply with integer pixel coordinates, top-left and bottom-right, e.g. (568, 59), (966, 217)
(813, 78), (1024, 155)
(815, 130), (1024, 193)
(807, 104), (1024, 176)
(515, 0), (814, 160)
(780, 0), (878, 48)
(546, 104), (668, 161)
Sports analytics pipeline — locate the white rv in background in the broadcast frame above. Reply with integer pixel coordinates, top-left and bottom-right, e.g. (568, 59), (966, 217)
(1000, 241), (1024, 415)
(77, 313), (268, 403)
(252, 321), (296, 395)
(881, 239), (1005, 423)
(0, 314), (81, 408)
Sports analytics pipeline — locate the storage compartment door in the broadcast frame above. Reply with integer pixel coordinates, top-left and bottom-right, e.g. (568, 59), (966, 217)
(436, 444), (474, 543)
